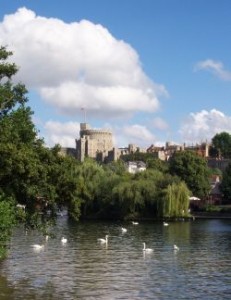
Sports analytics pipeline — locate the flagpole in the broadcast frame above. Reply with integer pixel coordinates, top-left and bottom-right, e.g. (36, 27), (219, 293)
(81, 107), (86, 123)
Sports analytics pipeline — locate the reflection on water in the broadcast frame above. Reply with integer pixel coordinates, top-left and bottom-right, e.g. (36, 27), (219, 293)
(0, 218), (231, 299)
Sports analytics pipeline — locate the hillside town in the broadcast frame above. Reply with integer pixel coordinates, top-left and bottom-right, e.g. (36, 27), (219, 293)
(59, 122), (231, 210)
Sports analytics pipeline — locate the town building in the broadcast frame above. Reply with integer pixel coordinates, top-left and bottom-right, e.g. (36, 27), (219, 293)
(207, 157), (230, 172)
(147, 141), (210, 161)
(125, 161), (146, 174)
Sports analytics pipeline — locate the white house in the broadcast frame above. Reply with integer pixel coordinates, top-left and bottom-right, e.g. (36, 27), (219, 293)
(125, 161), (146, 174)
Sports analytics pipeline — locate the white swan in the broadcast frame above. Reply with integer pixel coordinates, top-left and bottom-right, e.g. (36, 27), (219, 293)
(32, 244), (44, 251)
(16, 204), (26, 211)
(121, 227), (127, 233)
(163, 222), (169, 226)
(61, 237), (67, 244)
(97, 235), (108, 244)
(143, 242), (153, 253)
(174, 244), (179, 251)
(132, 221), (139, 225)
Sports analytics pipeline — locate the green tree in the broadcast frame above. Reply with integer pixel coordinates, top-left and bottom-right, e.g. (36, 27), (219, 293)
(112, 179), (144, 218)
(0, 46), (33, 258)
(208, 167), (222, 177)
(94, 167), (124, 218)
(0, 46), (39, 204)
(0, 195), (16, 259)
(210, 132), (231, 158)
(52, 152), (82, 220)
(121, 152), (157, 163)
(72, 159), (105, 218)
(0, 46), (28, 117)
(220, 163), (231, 204)
(0, 46), (83, 246)
(104, 160), (127, 175)
(169, 151), (210, 198)
(158, 182), (190, 217)
(146, 158), (168, 173)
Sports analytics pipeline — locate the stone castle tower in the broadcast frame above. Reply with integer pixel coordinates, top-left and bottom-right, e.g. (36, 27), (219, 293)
(75, 123), (114, 162)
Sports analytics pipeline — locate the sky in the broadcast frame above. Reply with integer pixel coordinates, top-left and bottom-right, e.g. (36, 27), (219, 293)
(1, 0), (231, 149)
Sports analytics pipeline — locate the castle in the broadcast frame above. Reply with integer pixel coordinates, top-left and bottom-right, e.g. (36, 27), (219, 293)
(75, 123), (114, 162)
(60, 122), (145, 162)
(59, 123), (230, 172)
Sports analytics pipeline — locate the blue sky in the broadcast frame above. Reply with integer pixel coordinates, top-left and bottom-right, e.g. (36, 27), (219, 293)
(1, 0), (231, 148)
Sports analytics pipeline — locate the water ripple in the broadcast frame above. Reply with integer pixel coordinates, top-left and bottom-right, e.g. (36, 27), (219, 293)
(0, 219), (231, 299)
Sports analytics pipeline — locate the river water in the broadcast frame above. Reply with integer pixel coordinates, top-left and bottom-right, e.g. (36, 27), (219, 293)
(0, 217), (231, 299)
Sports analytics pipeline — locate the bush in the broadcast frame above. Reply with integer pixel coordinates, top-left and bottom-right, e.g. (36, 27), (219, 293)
(0, 195), (16, 260)
(204, 204), (221, 212)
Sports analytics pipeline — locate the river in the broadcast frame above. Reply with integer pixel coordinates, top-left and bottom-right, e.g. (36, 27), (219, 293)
(0, 217), (231, 299)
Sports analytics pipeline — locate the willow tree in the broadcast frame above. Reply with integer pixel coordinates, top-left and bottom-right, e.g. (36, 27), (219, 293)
(158, 182), (190, 217)
(94, 167), (123, 218)
(72, 159), (105, 218)
(112, 180), (137, 218)
(133, 169), (165, 216)
(111, 170), (161, 219)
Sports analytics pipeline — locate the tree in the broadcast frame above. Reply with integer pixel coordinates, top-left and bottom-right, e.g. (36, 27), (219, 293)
(121, 152), (158, 164)
(0, 46), (83, 244)
(0, 46), (28, 117)
(146, 157), (168, 173)
(220, 163), (231, 204)
(208, 167), (222, 177)
(0, 113), (45, 204)
(210, 132), (231, 158)
(0, 46), (38, 203)
(104, 160), (127, 175)
(0, 107), (36, 145)
(0, 195), (16, 259)
(158, 182), (190, 217)
(72, 159), (105, 218)
(111, 179), (144, 218)
(169, 151), (210, 198)
(52, 153), (82, 220)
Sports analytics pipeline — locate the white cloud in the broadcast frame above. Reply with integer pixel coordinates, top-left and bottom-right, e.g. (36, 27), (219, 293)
(0, 7), (167, 119)
(113, 124), (155, 148)
(194, 59), (231, 81)
(152, 117), (169, 130)
(41, 120), (156, 149)
(40, 81), (159, 117)
(44, 121), (80, 147)
(179, 109), (231, 143)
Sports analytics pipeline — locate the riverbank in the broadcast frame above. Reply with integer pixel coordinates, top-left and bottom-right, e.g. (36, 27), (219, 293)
(193, 211), (231, 219)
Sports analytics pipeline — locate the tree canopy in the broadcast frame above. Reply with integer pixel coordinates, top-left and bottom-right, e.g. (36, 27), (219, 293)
(210, 132), (231, 159)
(169, 151), (211, 198)
(0, 46), (83, 256)
(220, 163), (231, 204)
